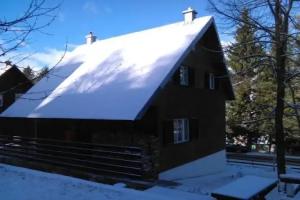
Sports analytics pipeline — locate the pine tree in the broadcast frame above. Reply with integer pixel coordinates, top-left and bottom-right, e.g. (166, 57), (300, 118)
(35, 67), (49, 83)
(284, 20), (300, 138)
(209, 0), (298, 175)
(22, 66), (35, 81)
(227, 9), (275, 148)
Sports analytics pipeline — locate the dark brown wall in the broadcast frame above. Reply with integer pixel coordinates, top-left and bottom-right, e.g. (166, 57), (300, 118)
(0, 117), (35, 137)
(151, 25), (228, 171)
(0, 112), (157, 147)
(0, 66), (33, 113)
(156, 88), (225, 171)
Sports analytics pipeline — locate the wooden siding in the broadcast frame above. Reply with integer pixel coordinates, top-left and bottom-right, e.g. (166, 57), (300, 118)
(0, 134), (157, 187)
(0, 66), (33, 113)
(151, 25), (227, 171)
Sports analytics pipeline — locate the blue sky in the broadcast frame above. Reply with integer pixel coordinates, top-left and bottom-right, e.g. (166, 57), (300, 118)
(0, 0), (231, 69)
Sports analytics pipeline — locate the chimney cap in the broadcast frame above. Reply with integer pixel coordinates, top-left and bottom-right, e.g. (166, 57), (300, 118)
(182, 7), (197, 24)
(85, 32), (97, 44)
(85, 32), (95, 39)
(182, 7), (197, 15)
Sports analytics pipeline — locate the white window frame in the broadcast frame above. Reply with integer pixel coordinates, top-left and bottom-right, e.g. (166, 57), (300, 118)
(209, 73), (215, 90)
(173, 118), (189, 144)
(179, 65), (189, 86)
(0, 95), (3, 107)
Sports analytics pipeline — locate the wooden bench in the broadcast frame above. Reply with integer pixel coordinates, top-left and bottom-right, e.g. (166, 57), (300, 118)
(211, 175), (278, 200)
(279, 174), (300, 196)
(280, 174), (300, 184)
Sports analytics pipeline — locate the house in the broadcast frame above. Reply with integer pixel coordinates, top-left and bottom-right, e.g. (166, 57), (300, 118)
(0, 8), (234, 180)
(0, 62), (33, 113)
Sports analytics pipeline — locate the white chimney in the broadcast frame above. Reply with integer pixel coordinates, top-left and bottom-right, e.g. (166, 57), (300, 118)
(182, 7), (197, 24)
(85, 32), (97, 44)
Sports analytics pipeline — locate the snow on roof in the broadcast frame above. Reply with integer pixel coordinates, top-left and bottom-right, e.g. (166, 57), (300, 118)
(2, 16), (214, 120)
(0, 63), (12, 76)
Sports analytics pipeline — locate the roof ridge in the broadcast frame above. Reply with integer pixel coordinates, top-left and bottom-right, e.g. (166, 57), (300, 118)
(77, 16), (213, 49)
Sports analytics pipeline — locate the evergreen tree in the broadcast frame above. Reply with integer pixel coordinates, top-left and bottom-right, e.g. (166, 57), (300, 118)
(227, 9), (275, 148)
(35, 67), (49, 83)
(22, 66), (35, 81)
(209, 0), (298, 175)
(284, 19), (300, 137)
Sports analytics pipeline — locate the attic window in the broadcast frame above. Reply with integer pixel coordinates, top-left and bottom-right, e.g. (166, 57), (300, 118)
(15, 93), (23, 100)
(0, 95), (3, 107)
(173, 66), (195, 87)
(173, 119), (189, 144)
(179, 66), (189, 86)
(209, 73), (215, 90)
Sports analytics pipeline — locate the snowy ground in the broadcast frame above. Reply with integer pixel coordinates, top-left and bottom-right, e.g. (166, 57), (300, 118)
(1, 162), (300, 200)
(166, 163), (300, 199)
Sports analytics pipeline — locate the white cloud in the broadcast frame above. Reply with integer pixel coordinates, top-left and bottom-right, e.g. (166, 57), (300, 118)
(0, 63), (11, 76)
(83, 1), (99, 15)
(221, 40), (234, 49)
(83, 1), (112, 15)
(220, 39), (235, 61)
(0, 46), (77, 74)
(58, 12), (65, 22)
(24, 49), (68, 69)
(103, 6), (112, 14)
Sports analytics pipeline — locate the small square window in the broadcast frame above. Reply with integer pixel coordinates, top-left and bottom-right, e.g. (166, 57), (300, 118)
(173, 119), (189, 144)
(209, 73), (215, 90)
(179, 66), (189, 86)
(15, 93), (23, 100)
(0, 95), (3, 107)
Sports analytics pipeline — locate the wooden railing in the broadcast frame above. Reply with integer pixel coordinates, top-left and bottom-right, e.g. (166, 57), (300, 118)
(0, 134), (156, 185)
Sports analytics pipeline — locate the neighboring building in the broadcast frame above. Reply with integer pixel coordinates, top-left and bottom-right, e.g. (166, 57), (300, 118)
(1, 8), (234, 179)
(0, 62), (33, 113)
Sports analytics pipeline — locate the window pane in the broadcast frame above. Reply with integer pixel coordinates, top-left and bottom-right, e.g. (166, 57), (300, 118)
(0, 95), (3, 107)
(178, 131), (182, 141)
(173, 119), (189, 144)
(173, 120), (179, 143)
(209, 73), (215, 90)
(15, 93), (23, 100)
(179, 66), (189, 86)
(183, 119), (189, 141)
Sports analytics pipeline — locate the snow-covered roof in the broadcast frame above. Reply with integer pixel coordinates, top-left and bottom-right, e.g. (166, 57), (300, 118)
(2, 16), (217, 120)
(0, 63), (12, 76)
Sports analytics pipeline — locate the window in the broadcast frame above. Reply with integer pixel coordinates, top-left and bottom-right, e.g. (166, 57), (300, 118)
(163, 118), (198, 146)
(15, 93), (23, 100)
(173, 119), (189, 144)
(0, 95), (3, 107)
(179, 66), (189, 86)
(173, 65), (195, 87)
(209, 73), (215, 90)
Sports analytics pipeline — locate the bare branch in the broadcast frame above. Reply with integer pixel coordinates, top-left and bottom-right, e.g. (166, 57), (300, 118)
(0, 0), (60, 57)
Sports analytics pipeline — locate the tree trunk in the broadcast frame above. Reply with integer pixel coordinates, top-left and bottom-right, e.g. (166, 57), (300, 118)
(275, 63), (286, 176)
(274, 0), (290, 176)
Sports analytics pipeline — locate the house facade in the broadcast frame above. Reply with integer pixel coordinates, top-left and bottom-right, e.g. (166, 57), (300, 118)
(0, 8), (233, 179)
(0, 63), (33, 113)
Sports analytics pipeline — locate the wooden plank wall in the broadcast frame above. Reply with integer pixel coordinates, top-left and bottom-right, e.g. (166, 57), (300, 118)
(0, 134), (156, 188)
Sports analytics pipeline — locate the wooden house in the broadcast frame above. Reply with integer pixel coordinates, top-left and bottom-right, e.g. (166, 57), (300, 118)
(1, 8), (234, 180)
(0, 62), (33, 113)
